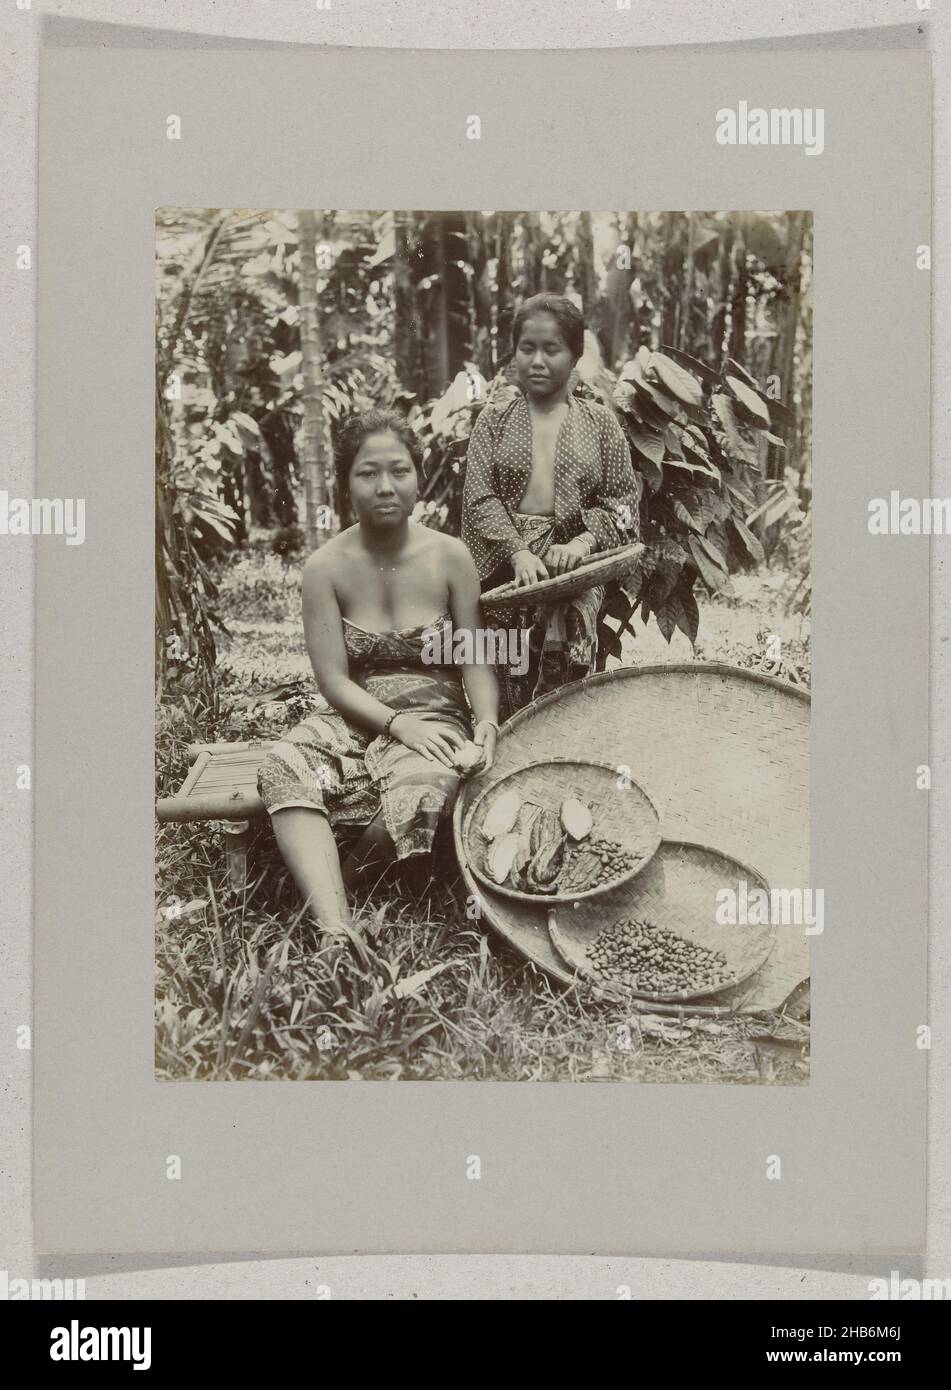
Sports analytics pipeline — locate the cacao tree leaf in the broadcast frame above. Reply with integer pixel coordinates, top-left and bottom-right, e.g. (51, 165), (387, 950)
(675, 577), (700, 644)
(629, 425), (665, 465)
(653, 590), (683, 643)
(634, 378), (682, 420)
(687, 535), (729, 592)
(763, 394), (796, 428)
(726, 374), (772, 427)
(689, 488), (719, 531)
(723, 357), (759, 390)
(695, 534), (729, 572)
(640, 457), (664, 492)
(658, 345), (721, 390)
(764, 431), (786, 449)
(723, 475), (757, 509)
(664, 424), (684, 458)
(712, 393), (759, 466)
(671, 496), (702, 532)
(730, 515), (766, 564)
(646, 539), (687, 599)
(665, 456), (721, 482)
(648, 352), (704, 409)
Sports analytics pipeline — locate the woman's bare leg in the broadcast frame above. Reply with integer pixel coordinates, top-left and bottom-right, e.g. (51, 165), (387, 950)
(270, 808), (351, 936)
(341, 813), (396, 891)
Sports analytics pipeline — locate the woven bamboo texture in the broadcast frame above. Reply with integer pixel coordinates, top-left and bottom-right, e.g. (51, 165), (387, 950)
(548, 841), (775, 1002)
(451, 662), (810, 1015)
(462, 758), (661, 905)
(156, 740), (275, 822)
(481, 542), (644, 611)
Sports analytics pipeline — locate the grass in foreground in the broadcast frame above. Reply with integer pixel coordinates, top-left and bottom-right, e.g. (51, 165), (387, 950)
(155, 547), (810, 1083)
(156, 823), (808, 1083)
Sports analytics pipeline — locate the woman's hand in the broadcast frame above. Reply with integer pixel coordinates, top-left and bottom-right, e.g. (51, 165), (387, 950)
(546, 537), (593, 575)
(473, 720), (498, 772)
(388, 714), (464, 769)
(511, 549), (549, 587)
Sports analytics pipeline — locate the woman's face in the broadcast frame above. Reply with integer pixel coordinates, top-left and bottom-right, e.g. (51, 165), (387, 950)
(514, 312), (577, 401)
(347, 430), (419, 527)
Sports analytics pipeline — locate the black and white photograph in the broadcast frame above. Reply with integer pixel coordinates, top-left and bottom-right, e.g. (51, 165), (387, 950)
(155, 207), (813, 1083)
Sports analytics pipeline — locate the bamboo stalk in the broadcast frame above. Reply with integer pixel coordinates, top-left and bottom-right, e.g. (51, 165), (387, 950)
(297, 209), (330, 551)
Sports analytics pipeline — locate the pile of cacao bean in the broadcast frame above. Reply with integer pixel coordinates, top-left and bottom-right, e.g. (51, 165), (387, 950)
(585, 917), (734, 995)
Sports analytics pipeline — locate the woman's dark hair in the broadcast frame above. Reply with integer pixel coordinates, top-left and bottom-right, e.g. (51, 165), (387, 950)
(334, 408), (423, 518)
(511, 293), (585, 362)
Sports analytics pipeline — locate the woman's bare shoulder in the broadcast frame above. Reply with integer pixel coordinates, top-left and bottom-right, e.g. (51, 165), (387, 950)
(301, 530), (359, 596)
(302, 528), (357, 573)
(414, 524), (474, 572)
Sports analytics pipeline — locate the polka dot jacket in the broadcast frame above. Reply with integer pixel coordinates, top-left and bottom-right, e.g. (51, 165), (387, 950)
(461, 391), (641, 581)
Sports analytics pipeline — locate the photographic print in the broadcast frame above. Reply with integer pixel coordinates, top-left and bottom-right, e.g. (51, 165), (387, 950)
(155, 208), (813, 1084)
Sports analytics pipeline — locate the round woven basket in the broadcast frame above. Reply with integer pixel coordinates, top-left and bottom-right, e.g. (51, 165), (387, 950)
(451, 662), (810, 1015)
(547, 840), (776, 1002)
(481, 542), (644, 611)
(462, 757), (661, 905)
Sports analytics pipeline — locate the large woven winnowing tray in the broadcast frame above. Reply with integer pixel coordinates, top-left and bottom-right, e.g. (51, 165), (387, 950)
(452, 662), (810, 1015)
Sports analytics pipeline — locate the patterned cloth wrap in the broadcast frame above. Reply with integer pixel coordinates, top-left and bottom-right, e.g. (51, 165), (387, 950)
(461, 391), (641, 709)
(498, 512), (605, 709)
(257, 614), (471, 860)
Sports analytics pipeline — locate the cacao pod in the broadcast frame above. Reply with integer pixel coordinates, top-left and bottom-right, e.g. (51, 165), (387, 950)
(482, 789), (521, 841)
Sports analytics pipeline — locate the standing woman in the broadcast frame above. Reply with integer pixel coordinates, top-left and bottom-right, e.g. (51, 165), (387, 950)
(258, 408), (499, 940)
(461, 294), (640, 708)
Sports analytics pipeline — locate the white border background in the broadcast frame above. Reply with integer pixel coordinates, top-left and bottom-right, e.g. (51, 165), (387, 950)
(1, 0), (947, 1299)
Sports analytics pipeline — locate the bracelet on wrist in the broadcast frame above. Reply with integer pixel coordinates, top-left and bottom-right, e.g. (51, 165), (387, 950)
(383, 710), (401, 736)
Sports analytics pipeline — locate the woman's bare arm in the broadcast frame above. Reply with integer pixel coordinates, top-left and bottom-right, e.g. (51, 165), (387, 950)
(447, 537), (500, 727)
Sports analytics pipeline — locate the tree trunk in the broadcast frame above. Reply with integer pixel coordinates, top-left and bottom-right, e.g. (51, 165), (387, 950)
(575, 211), (599, 316)
(297, 209), (330, 551)
(678, 214), (696, 352)
(497, 213), (514, 362)
(712, 219), (734, 367)
(729, 214), (748, 363)
(393, 211), (420, 398)
(428, 217), (451, 393)
(777, 211), (807, 476)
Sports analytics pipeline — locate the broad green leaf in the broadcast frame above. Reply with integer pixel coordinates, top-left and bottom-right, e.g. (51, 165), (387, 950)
(671, 497), (702, 532)
(725, 374), (771, 427)
(648, 352), (704, 409)
(657, 345), (721, 390)
(664, 424), (684, 458)
(687, 535), (729, 592)
(676, 580), (700, 645)
(730, 515), (766, 564)
(629, 425), (665, 465)
(723, 357), (758, 390)
(695, 534), (729, 572)
(664, 456), (721, 482)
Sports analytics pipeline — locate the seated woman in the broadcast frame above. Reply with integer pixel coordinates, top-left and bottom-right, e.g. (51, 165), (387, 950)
(258, 408), (499, 940)
(461, 294), (640, 710)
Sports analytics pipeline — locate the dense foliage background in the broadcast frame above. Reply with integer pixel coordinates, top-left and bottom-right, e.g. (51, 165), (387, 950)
(154, 210), (812, 1082)
(156, 208), (812, 710)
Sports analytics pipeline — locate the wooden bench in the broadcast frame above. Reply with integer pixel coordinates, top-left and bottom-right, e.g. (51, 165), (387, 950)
(156, 739), (275, 890)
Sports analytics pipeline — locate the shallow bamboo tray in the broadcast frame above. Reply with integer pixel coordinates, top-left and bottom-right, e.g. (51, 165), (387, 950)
(452, 662), (810, 1015)
(482, 542), (644, 609)
(462, 757), (661, 905)
(547, 840), (775, 1002)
